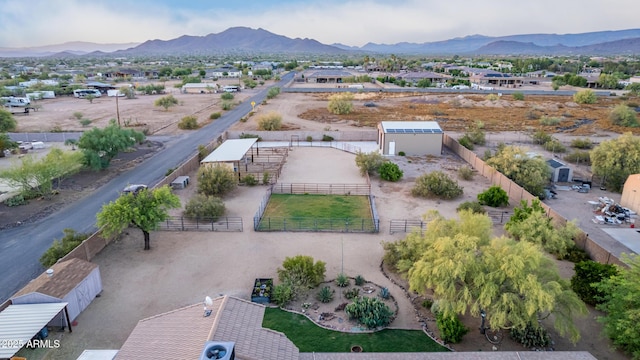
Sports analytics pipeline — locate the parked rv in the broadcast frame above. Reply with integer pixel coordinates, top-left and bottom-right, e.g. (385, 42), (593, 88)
(73, 89), (102, 98)
(1, 96), (31, 114)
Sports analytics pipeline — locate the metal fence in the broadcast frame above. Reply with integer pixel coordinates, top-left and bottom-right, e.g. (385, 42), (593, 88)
(255, 217), (379, 233)
(270, 183), (371, 196)
(487, 210), (514, 225)
(389, 219), (427, 234)
(157, 216), (243, 231)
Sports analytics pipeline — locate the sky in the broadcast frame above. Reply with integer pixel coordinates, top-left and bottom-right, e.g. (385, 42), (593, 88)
(0, 0), (638, 48)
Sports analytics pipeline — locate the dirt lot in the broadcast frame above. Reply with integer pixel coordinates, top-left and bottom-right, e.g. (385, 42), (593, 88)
(6, 88), (634, 359)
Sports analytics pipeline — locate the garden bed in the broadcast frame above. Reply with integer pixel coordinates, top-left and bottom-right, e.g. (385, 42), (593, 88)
(251, 278), (273, 304)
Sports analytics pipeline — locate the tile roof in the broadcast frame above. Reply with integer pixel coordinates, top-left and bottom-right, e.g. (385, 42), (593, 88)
(115, 296), (298, 360)
(12, 258), (98, 299)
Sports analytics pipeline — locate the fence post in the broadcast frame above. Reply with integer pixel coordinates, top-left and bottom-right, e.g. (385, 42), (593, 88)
(404, 220), (408, 233)
(181, 217), (185, 231)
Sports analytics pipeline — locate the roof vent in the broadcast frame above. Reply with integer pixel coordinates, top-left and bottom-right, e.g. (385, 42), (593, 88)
(199, 341), (235, 360)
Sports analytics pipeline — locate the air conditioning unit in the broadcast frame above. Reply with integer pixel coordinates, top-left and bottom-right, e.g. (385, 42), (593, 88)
(199, 341), (235, 360)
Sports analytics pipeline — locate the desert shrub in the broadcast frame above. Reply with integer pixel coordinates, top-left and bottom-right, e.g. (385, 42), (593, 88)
(221, 100), (233, 110)
(563, 244), (591, 263)
(532, 130), (552, 145)
(257, 111), (282, 131)
(343, 287), (360, 300)
(609, 104), (639, 127)
(398, 151), (406, 156)
(272, 283), (295, 307)
(564, 151), (591, 165)
(73, 111), (83, 120)
(457, 201), (486, 214)
(197, 163), (237, 196)
(539, 116), (562, 126)
(4, 194), (27, 207)
(465, 121), (486, 145)
(178, 115), (199, 130)
(40, 229), (89, 267)
(477, 186), (509, 207)
(267, 87), (281, 99)
(486, 93), (499, 101)
(262, 171), (270, 184)
(422, 298), (434, 309)
(458, 135), (474, 150)
(317, 286), (335, 303)
(354, 275), (366, 286)
(379, 287), (390, 300)
(378, 162), (403, 182)
(525, 109), (541, 120)
(512, 92), (525, 100)
(79, 119), (92, 127)
(198, 144), (211, 161)
(220, 92), (234, 100)
(306, 135), (312, 142)
(209, 112), (221, 120)
(241, 174), (258, 186)
(571, 260), (619, 306)
(239, 133), (262, 141)
(277, 255), (326, 297)
(184, 194), (225, 220)
(574, 89), (597, 104)
(345, 297), (394, 329)
(322, 134), (334, 141)
(543, 138), (567, 153)
(458, 166), (474, 180)
(510, 323), (551, 349)
(335, 273), (350, 287)
(327, 93), (354, 115)
(355, 152), (386, 176)
(570, 138), (593, 149)
(164, 167), (175, 177)
(436, 312), (468, 343)
(412, 171), (463, 199)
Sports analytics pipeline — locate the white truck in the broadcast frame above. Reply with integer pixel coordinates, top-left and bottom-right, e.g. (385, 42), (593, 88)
(1, 96), (32, 114)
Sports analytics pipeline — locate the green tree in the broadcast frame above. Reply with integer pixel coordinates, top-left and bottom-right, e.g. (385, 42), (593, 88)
(571, 260), (619, 306)
(0, 109), (17, 132)
(78, 122), (145, 170)
(277, 255), (326, 299)
(0, 133), (17, 157)
(197, 163), (237, 196)
(486, 145), (550, 198)
(0, 148), (83, 198)
(327, 93), (354, 115)
(267, 87), (281, 99)
(416, 78), (432, 88)
(154, 94), (179, 111)
(355, 151), (386, 176)
(590, 133), (640, 192)
(596, 254), (640, 358)
(84, 94), (96, 104)
(385, 210), (587, 343)
(97, 185), (180, 250)
(184, 194), (225, 220)
(411, 171), (463, 199)
(477, 185), (509, 207)
(39, 228), (89, 267)
(598, 73), (620, 89)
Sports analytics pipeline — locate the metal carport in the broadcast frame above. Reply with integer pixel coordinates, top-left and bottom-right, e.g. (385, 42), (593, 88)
(0, 302), (71, 359)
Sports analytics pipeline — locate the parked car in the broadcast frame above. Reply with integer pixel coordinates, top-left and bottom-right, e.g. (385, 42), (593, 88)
(122, 184), (147, 195)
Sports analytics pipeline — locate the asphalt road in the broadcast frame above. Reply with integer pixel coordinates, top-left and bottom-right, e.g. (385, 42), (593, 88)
(0, 73), (294, 304)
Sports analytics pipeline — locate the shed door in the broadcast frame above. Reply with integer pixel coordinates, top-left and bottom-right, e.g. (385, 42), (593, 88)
(558, 168), (570, 182)
(389, 141), (396, 156)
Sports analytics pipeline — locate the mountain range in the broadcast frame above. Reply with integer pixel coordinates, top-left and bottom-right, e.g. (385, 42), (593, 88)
(2, 27), (640, 57)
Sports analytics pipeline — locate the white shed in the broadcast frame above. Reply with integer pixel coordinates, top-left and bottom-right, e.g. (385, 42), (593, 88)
(547, 159), (573, 183)
(11, 258), (102, 327)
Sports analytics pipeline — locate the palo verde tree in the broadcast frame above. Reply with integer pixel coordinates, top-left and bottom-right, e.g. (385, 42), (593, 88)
(384, 210), (587, 343)
(486, 145), (550, 198)
(590, 132), (640, 192)
(78, 121), (145, 170)
(595, 254), (640, 359)
(154, 94), (179, 111)
(97, 185), (180, 250)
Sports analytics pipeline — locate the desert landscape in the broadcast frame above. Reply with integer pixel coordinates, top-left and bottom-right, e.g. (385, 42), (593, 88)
(4, 84), (635, 359)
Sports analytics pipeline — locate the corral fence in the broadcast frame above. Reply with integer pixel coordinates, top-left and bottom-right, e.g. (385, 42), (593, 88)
(389, 219), (427, 234)
(254, 183), (379, 233)
(271, 183), (371, 196)
(443, 134), (627, 267)
(158, 216), (243, 232)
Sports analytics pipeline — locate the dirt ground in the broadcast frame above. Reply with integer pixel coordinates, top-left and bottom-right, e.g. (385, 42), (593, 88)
(6, 88), (633, 359)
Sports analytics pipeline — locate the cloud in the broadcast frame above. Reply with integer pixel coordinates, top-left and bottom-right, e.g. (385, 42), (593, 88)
(0, 0), (637, 48)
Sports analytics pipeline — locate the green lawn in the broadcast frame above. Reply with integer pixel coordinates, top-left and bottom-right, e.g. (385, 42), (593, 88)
(258, 194), (375, 231)
(262, 307), (449, 352)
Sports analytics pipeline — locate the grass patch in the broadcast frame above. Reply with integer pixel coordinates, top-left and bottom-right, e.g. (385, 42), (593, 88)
(262, 307), (448, 352)
(258, 194), (374, 231)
